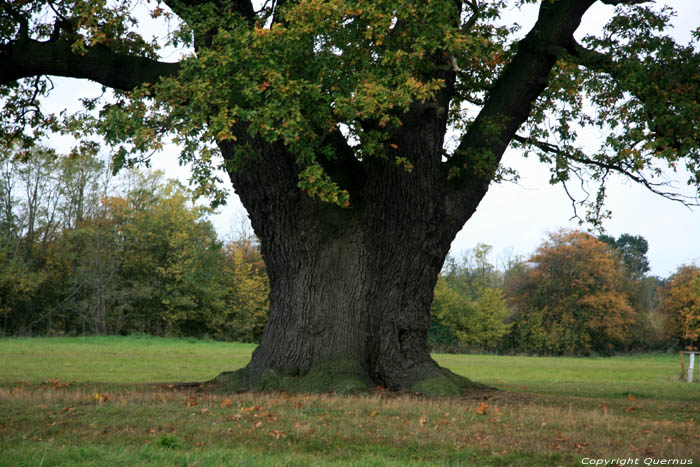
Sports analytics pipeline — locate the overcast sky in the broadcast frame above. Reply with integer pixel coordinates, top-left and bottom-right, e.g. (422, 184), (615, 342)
(40, 0), (700, 278)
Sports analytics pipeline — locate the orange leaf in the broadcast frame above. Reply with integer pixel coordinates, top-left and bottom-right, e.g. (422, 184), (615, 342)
(628, 394), (636, 401)
(476, 402), (489, 415)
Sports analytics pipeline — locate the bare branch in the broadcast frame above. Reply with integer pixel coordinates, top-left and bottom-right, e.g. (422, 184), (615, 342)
(561, 180), (582, 223)
(513, 134), (699, 207)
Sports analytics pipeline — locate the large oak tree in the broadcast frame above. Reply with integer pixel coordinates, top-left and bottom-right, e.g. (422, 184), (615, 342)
(1, 0), (699, 394)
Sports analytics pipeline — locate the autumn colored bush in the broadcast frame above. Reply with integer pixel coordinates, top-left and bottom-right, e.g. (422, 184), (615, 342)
(660, 264), (700, 350)
(505, 230), (636, 355)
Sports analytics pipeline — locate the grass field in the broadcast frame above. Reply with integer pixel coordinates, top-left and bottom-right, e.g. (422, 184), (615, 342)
(1, 336), (698, 466)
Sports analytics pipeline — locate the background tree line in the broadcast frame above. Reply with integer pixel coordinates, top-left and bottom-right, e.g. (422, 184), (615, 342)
(430, 231), (700, 355)
(0, 145), (267, 341)
(1, 146), (698, 354)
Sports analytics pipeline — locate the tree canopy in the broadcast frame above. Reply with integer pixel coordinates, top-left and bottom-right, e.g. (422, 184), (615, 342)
(2, 0), (699, 213)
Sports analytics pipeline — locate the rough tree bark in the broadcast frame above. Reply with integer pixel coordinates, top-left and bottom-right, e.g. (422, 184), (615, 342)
(215, 96), (472, 393)
(0, 0), (606, 394)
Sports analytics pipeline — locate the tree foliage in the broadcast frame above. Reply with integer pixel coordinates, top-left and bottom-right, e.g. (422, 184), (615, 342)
(2, 1), (698, 212)
(599, 233), (650, 280)
(0, 145), (268, 339)
(660, 264), (700, 349)
(505, 230), (636, 355)
(215, 237), (270, 343)
(430, 245), (511, 352)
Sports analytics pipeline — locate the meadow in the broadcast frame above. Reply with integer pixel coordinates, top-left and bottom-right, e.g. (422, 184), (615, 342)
(1, 336), (698, 466)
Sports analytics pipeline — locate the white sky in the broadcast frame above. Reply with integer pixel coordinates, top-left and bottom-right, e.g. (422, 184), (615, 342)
(38, 0), (700, 277)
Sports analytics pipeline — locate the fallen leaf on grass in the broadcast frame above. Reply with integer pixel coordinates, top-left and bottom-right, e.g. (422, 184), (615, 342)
(476, 402), (489, 415)
(46, 378), (71, 389)
(221, 398), (232, 407)
(93, 393), (109, 403)
(241, 405), (263, 412)
(270, 429), (286, 439)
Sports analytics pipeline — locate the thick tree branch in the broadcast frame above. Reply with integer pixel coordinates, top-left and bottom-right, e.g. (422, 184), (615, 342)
(0, 37), (180, 91)
(461, 0), (481, 34)
(566, 37), (617, 74)
(599, 0), (652, 5)
(164, 0), (256, 25)
(444, 0), (597, 223)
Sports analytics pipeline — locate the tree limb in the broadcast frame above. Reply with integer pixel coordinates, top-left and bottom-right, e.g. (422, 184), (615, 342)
(599, 0), (652, 5)
(512, 134), (699, 207)
(164, 0), (256, 25)
(0, 37), (180, 91)
(566, 37), (617, 74)
(444, 0), (597, 223)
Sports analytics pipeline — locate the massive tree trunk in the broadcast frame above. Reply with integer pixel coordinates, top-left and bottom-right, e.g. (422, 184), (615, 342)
(213, 105), (481, 395)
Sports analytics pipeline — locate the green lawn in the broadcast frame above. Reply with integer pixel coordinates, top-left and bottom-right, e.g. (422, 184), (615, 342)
(0, 335), (255, 384)
(1, 336), (698, 466)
